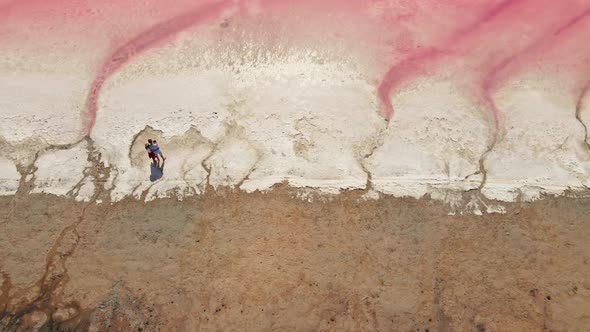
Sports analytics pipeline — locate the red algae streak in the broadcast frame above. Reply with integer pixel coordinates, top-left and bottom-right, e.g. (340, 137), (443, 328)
(377, 0), (590, 139)
(2, 0), (590, 137)
(83, 0), (233, 136)
(376, 0), (512, 120)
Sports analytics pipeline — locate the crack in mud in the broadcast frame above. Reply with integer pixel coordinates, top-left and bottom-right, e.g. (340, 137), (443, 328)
(139, 182), (156, 202)
(432, 277), (451, 332)
(0, 139), (109, 329)
(10, 138), (87, 199)
(471, 96), (500, 197)
(235, 158), (260, 190)
(475, 149), (491, 193)
(12, 136), (112, 202)
(359, 123), (388, 192)
(179, 158), (199, 197)
(200, 153), (215, 191)
(3, 199), (85, 325)
(199, 103), (262, 191)
(14, 151), (41, 197)
(102, 167), (119, 202)
(0, 272), (12, 314)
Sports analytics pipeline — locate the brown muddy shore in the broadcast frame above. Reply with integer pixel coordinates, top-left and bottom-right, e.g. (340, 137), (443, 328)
(1, 188), (589, 331)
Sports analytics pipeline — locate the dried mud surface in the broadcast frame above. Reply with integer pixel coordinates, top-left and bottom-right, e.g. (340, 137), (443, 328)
(1, 189), (589, 331)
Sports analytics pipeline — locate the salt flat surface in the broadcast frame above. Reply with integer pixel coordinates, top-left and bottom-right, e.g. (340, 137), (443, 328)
(205, 136), (259, 189)
(0, 157), (20, 196)
(1, 40), (590, 210)
(0, 73), (86, 145)
(31, 142), (92, 198)
(93, 70), (230, 201)
(483, 76), (590, 201)
(234, 61), (384, 193)
(92, 44), (384, 200)
(367, 78), (488, 198)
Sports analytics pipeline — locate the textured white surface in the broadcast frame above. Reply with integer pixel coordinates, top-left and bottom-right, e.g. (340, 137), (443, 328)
(367, 79), (488, 198)
(31, 142), (92, 198)
(235, 62), (383, 193)
(483, 77), (590, 201)
(205, 136), (259, 189)
(0, 73), (85, 145)
(76, 178), (96, 202)
(0, 157), (20, 196)
(89, 44), (384, 200)
(94, 70), (228, 201)
(1, 39), (590, 208)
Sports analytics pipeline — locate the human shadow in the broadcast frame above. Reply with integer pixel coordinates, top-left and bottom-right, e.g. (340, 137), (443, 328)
(150, 160), (164, 182)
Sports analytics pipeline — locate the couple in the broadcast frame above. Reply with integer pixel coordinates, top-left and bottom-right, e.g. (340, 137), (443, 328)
(145, 139), (166, 166)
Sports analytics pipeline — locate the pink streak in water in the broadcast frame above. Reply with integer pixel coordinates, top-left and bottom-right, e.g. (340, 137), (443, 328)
(555, 10), (590, 134)
(4, 0), (590, 141)
(376, 0), (517, 121)
(377, 0), (590, 141)
(82, 0), (232, 137)
(552, 8), (590, 117)
(473, 2), (590, 137)
(483, 6), (590, 137)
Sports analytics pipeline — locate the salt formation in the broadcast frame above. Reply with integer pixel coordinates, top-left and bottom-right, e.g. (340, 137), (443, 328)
(1, 0), (590, 211)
